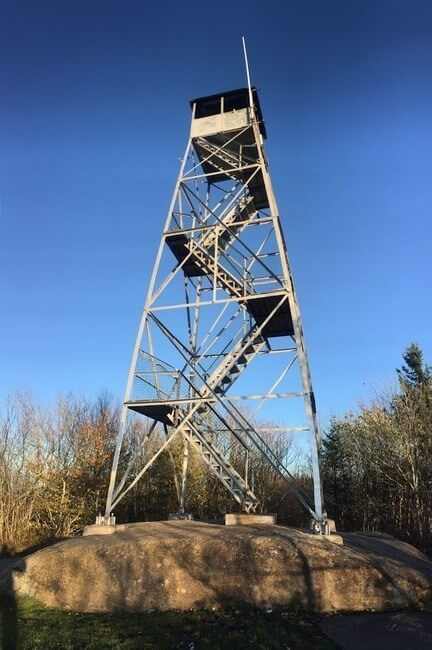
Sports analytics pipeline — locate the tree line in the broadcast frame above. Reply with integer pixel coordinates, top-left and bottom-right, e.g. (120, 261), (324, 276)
(0, 391), (305, 554)
(322, 343), (432, 550)
(1, 343), (430, 555)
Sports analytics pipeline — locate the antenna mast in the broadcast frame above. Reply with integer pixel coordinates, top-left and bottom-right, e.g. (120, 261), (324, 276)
(242, 36), (254, 108)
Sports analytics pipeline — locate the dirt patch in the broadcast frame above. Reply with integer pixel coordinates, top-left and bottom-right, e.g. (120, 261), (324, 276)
(1, 522), (431, 613)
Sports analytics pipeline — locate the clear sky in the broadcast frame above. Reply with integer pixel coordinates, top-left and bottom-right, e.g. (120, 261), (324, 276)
(1, 0), (431, 424)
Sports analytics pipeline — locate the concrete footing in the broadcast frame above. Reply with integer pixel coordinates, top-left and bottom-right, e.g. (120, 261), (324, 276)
(327, 518), (337, 533)
(83, 524), (117, 536)
(225, 513), (276, 526)
(168, 513), (193, 521)
(322, 533), (343, 546)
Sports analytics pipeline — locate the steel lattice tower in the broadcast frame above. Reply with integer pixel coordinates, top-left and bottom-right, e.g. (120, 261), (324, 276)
(104, 83), (325, 527)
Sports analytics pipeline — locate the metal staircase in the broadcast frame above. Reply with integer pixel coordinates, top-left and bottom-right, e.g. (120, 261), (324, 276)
(166, 194), (256, 280)
(201, 325), (266, 398)
(193, 137), (257, 179)
(178, 420), (258, 512)
(157, 325), (266, 510)
(203, 195), (256, 254)
(192, 136), (269, 210)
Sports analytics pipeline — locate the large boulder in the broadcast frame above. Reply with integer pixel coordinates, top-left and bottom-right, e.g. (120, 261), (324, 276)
(2, 521), (431, 613)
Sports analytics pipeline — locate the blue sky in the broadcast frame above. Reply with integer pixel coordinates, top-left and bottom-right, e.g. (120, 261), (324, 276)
(1, 0), (431, 424)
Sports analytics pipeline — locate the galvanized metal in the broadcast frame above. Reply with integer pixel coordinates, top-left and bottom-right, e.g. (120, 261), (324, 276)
(104, 86), (325, 525)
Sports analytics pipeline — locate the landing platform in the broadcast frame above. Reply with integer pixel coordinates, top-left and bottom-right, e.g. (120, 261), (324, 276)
(2, 522), (431, 613)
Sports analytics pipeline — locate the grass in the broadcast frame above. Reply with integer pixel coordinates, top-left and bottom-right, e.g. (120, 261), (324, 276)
(0, 595), (336, 649)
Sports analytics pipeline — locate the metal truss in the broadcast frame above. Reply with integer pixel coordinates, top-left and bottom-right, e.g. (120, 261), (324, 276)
(105, 86), (324, 524)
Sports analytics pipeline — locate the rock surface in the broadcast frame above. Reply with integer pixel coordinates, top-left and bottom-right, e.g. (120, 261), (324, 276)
(2, 521), (432, 613)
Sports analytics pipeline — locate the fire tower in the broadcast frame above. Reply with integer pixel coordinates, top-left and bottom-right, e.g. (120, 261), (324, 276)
(104, 83), (325, 528)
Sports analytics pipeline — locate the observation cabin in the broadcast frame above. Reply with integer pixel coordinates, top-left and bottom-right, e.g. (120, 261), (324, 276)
(189, 87), (269, 210)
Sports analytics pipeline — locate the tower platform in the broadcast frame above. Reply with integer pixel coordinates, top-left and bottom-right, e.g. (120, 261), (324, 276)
(125, 402), (174, 424)
(246, 294), (294, 338)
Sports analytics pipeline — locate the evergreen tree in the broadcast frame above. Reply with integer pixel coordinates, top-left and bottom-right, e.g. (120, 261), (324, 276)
(397, 342), (432, 387)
